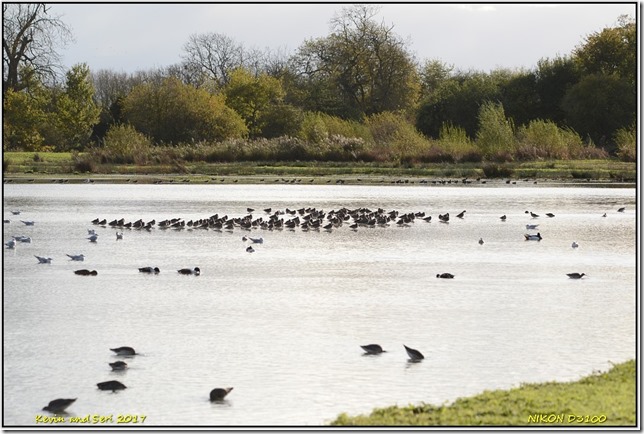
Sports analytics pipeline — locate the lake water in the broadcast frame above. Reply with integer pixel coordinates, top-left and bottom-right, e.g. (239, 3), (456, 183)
(3, 183), (637, 427)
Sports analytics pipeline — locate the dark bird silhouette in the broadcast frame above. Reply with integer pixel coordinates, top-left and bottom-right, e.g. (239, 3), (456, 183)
(361, 344), (386, 355)
(97, 380), (126, 392)
(456, 210), (466, 218)
(567, 273), (586, 279)
(178, 267), (200, 275)
(42, 398), (76, 413)
(110, 346), (136, 356)
(138, 266), (160, 274)
(109, 361), (128, 371)
(436, 273), (454, 279)
(403, 345), (424, 362)
(74, 269), (97, 276)
(210, 387), (234, 401)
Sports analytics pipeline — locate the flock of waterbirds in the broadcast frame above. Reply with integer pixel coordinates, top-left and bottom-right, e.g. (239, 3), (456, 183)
(6, 204), (629, 417)
(5, 205), (629, 280)
(40, 345), (233, 415)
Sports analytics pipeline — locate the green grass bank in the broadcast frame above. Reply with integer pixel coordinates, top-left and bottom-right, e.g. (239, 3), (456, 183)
(331, 359), (636, 426)
(2, 152), (636, 185)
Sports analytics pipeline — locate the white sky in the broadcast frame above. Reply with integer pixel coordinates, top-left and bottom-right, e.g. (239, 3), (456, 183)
(50, 2), (637, 74)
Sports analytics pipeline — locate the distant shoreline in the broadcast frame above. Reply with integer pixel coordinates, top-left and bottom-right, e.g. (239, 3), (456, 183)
(2, 173), (636, 188)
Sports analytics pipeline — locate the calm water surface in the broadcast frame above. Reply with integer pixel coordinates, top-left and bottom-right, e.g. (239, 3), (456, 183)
(3, 184), (637, 426)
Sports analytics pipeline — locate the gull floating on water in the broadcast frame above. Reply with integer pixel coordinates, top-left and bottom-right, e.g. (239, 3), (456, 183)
(42, 398), (76, 413)
(5, 239), (16, 249)
(110, 346), (136, 356)
(248, 236), (263, 244)
(97, 380), (126, 392)
(178, 267), (200, 275)
(87, 234), (98, 242)
(567, 273), (586, 279)
(66, 254), (85, 261)
(403, 345), (424, 362)
(139, 266), (160, 274)
(526, 224), (539, 230)
(13, 235), (31, 243)
(361, 344), (386, 355)
(35, 255), (53, 264)
(210, 387), (234, 401)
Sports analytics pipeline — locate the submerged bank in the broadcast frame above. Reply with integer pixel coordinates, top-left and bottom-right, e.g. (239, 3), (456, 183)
(330, 359), (636, 426)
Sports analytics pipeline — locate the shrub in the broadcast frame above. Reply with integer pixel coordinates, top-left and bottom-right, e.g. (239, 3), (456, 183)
(614, 123), (636, 162)
(515, 120), (586, 160)
(100, 124), (153, 164)
(475, 101), (515, 157)
(366, 111), (430, 162)
(72, 153), (96, 173)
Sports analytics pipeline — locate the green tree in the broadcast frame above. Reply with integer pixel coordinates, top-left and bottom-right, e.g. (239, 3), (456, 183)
(475, 101), (515, 159)
(223, 68), (285, 138)
(44, 63), (100, 151)
(534, 56), (581, 124)
(573, 15), (636, 85)
(2, 86), (47, 150)
(416, 71), (499, 139)
(293, 5), (420, 119)
(122, 77), (247, 144)
(561, 74), (635, 151)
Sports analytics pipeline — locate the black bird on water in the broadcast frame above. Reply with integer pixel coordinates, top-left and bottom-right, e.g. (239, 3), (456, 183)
(109, 361), (128, 371)
(97, 380), (126, 392)
(42, 398), (76, 413)
(361, 344), (386, 355)
(436, 273), (454, 279)
(403, 345), (424, 362)
(138, 266), (160, 274)
(110, 346), (136, 356)
(210, 387), (234, 401)
(567, 273), (586, 279)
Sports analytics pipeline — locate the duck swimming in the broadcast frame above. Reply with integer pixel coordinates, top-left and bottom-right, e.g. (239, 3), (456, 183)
(110, 346), (136, 356)
(139, 266), (160, 274)
(42, 398), (76, 413)
(436, 273), (454, 279)
(524, 233), (542, 241)
(567, 273), (586, 279)
(178, 267), (200, 275)
(74, 269), (97, 276)
(403, 345), (424, 362)
(210, 387), (234, 401)
(97, 380), (126, 392)
(361, 344), (386, 355)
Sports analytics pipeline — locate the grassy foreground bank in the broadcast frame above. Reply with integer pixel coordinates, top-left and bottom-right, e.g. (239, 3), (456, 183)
(2, 152), (637, 184)
(331, 360), (636, 426)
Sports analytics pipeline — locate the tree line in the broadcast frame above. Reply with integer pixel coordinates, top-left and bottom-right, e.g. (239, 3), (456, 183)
(2, 4), (636, 164)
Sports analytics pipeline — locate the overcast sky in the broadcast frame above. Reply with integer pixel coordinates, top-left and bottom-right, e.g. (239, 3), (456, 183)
(50, 2), (637, 74)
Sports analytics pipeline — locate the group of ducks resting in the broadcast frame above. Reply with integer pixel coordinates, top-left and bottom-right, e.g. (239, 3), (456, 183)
(41, 346), (233, 414)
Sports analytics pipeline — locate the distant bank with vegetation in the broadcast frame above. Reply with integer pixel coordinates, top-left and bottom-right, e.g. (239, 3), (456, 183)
(330, 359), (636, 426)
(3, 5), (636, 174)
(2, 151), (636, 185)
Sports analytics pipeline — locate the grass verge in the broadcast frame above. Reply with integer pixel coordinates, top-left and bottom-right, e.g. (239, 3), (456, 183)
(330, 359), (636, 426)
(2, 152), (637, 184)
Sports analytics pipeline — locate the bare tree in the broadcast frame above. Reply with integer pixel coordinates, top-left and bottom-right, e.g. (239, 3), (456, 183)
(181, 33), (244, 88)
(3, 3), (73, 94)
